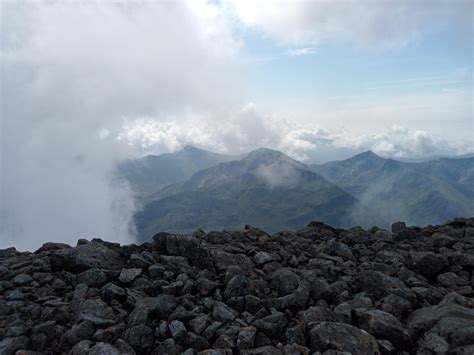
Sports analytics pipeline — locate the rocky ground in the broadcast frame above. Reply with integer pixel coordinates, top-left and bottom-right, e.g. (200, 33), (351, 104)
(1, 219), (474, 355)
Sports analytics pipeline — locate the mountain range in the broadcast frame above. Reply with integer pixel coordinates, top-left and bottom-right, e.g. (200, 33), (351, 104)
(119, 146), (474, 241)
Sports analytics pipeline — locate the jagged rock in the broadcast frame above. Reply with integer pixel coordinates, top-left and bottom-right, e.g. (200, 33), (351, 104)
(407, 304), (474, 338)
(75, 268), (108, 287)
(169, 320), (187, 342)
(119, 268), (142, 283)
(101, 283), (127, 303)
(406, 252), (449, 277)
(237, 326), (257, 349)
(2, 218), (474, 354)
(50, 242), (122, 272)
(309, 322), (379, 354)
(0, 336), (30, 355)
(12, 273), (33, 286)
(354, 308), (409, 347)
(125, 324), (154, 348)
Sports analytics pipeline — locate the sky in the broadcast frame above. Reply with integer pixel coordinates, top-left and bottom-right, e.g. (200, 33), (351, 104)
(0, 0), (473, 248)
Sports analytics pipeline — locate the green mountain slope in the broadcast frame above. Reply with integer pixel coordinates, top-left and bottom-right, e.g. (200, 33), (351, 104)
(310, 151), (474, 227)
(118, 145), (241, 200)
(135, 148), (380, 240)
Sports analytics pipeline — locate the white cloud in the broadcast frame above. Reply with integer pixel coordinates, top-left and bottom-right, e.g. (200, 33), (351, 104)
(119, 103), (472, 163)
(287, 47), (315, 56)
(225, 0), (472, 50)
(0, 0), (242, 249)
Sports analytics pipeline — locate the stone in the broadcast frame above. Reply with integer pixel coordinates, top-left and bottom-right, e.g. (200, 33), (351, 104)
(309, 322), (379, 354)
(75, 268), (107, 287)
(212, 301), (237, 323)
(125, 324), (154, 348)
(407, 304), (474, 338)
(12, 274), (34, 286)
(101, 283), (127, 303)
(169, 320), (187, 341)
(119, 268), (142, 283)
(354, 308), (409, 347)
(50, 242), (123, 273)
(237, 326), (257, 349)
(253, 252), (275, 266)
(0, 336), (30, 355)
(406, 252), (449, 277)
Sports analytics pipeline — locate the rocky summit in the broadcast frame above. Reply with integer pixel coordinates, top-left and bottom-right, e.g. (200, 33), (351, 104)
(1, 219), (474, 355)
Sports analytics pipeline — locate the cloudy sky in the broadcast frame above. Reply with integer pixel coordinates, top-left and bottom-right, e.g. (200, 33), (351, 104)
(0, 0), (473, 248)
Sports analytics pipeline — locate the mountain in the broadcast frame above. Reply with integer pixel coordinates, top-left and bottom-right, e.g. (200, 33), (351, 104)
(394, 152), (474, 163)
(118, 145), (241, 200)
(135, 148), (381, 240)
(310, 151), (474, 227)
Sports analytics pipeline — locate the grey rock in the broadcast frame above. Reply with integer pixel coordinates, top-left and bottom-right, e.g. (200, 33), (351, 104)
(12, 273), (34, 286)
(212, 301), (237, 323)
(354, 308), (409, 347)
(309, 322), (379, 354)
(125, 324), (154, 348)
(169, 320), (187, 341)
(237, 326), (257, 349)
(119, 268), (142, 283)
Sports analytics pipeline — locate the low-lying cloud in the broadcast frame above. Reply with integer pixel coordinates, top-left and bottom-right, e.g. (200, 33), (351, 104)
(118, 103), (472, 163)
(0, 0), (241, 250)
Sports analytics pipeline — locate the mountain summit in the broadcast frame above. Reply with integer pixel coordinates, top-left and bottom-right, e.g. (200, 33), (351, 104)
(135, 148), (380, 239)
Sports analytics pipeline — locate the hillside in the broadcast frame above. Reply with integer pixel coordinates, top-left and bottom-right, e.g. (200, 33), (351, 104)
(1, 218), (474, 354)
(135, 148), (380, 240)
(118, 146), (241, 200)
(311, 151), (474, 226)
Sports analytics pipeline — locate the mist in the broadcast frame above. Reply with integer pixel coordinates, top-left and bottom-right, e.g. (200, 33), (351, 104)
(0, 1), (241, 250)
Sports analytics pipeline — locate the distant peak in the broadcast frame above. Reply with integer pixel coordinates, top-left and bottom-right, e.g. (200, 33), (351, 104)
(248, 147), (284, 157)
(181, 145), (203, 152)
(351, 150), (383, 161)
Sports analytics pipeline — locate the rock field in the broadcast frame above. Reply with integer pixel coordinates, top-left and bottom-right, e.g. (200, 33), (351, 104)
(1, 218), (474, 354)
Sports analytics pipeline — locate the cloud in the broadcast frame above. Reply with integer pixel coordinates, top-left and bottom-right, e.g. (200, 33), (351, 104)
(286, 47), (315, 57)
(0, 0), (242, 250)
(118, 103), (472, 163)
(225, 0), (472, 50)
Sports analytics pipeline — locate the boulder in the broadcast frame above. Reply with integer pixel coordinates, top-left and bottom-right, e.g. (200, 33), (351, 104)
(309, 322), (379, 354)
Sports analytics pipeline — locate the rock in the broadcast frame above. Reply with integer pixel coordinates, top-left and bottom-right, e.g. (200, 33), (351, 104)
(101, 283), (127, 303)
(270, 269), (299, 296)
(213, 334), (235, 348)
(309, 322), (379, 354)
(125, 324), (154, 348)
(169, 320), (187, 342)
(76, 268), (108, 287)
(0, 336), (30, 355)
(128, 295), (177, 325)
(61, 321), (94, 347)
(237, 326), (257, 349)
(212, 301), (237, 323)
(3, 218), (474, 354)
(406, 252), (449, 277)
(407, 304), (474, 338)
(253, 252), (275, 266)
(418, 333), (449, 354)
(12, 274), (34, 286)
(240, 346), (283, 355)
(148, 264), (165, 278)
(254, 311), (288, 338)
(437, 272), (469, 287)
(355, 271), (414, 302)
(88, 342), (121, 355)
(391, 221), (407, 233)
(323, 240), (355, 261)
(50, 242), (123, 272)
(211, 250), (254, 274)
(119, 268), (142, 283)
(354, 308), (409, 347)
